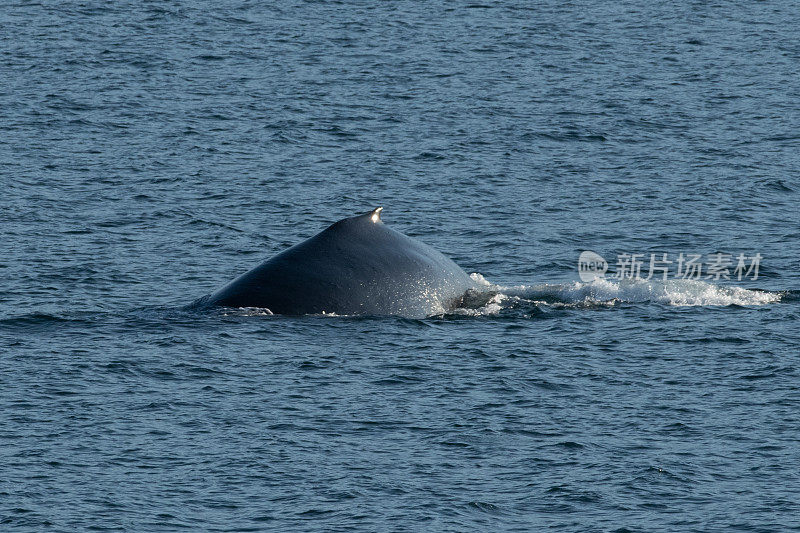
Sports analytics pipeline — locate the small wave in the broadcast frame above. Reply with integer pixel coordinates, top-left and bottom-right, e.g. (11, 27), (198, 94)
(0, 312), (93, 331)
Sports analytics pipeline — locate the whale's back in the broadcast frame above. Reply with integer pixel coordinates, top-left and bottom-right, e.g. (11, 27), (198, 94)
(201, 209), (477, 317)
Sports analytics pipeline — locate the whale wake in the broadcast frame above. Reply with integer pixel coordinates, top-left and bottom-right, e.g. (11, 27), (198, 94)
(452, 274), (783, 317)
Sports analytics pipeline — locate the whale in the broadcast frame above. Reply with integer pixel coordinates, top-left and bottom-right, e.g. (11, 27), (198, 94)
(195, 208), (480, 317)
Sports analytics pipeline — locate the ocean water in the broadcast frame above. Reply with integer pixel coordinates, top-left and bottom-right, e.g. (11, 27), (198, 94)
(2, 1), (800, 531)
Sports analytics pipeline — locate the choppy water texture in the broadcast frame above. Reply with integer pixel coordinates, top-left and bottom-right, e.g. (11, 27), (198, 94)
(2, 1), (800, 531)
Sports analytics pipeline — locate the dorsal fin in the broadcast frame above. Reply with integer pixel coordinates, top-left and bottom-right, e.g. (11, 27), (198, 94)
(326, 207), (384, 232)
(357, 207), (382, 224)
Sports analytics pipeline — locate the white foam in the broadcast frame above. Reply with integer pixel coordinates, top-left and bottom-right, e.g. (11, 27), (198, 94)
(221, 307), (274, 316)
(500, 277), (780, 307)
(469, 272), (494, 287)
(451, 293), (506, 316)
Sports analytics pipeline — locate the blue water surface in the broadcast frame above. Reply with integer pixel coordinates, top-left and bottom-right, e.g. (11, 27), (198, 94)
(2, 1), (800, 531)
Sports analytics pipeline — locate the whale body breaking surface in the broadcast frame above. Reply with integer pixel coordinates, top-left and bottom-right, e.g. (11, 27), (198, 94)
(195, 208), (479, 317)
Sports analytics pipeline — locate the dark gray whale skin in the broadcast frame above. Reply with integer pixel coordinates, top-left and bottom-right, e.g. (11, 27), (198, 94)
(195, 208), (479, 317)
